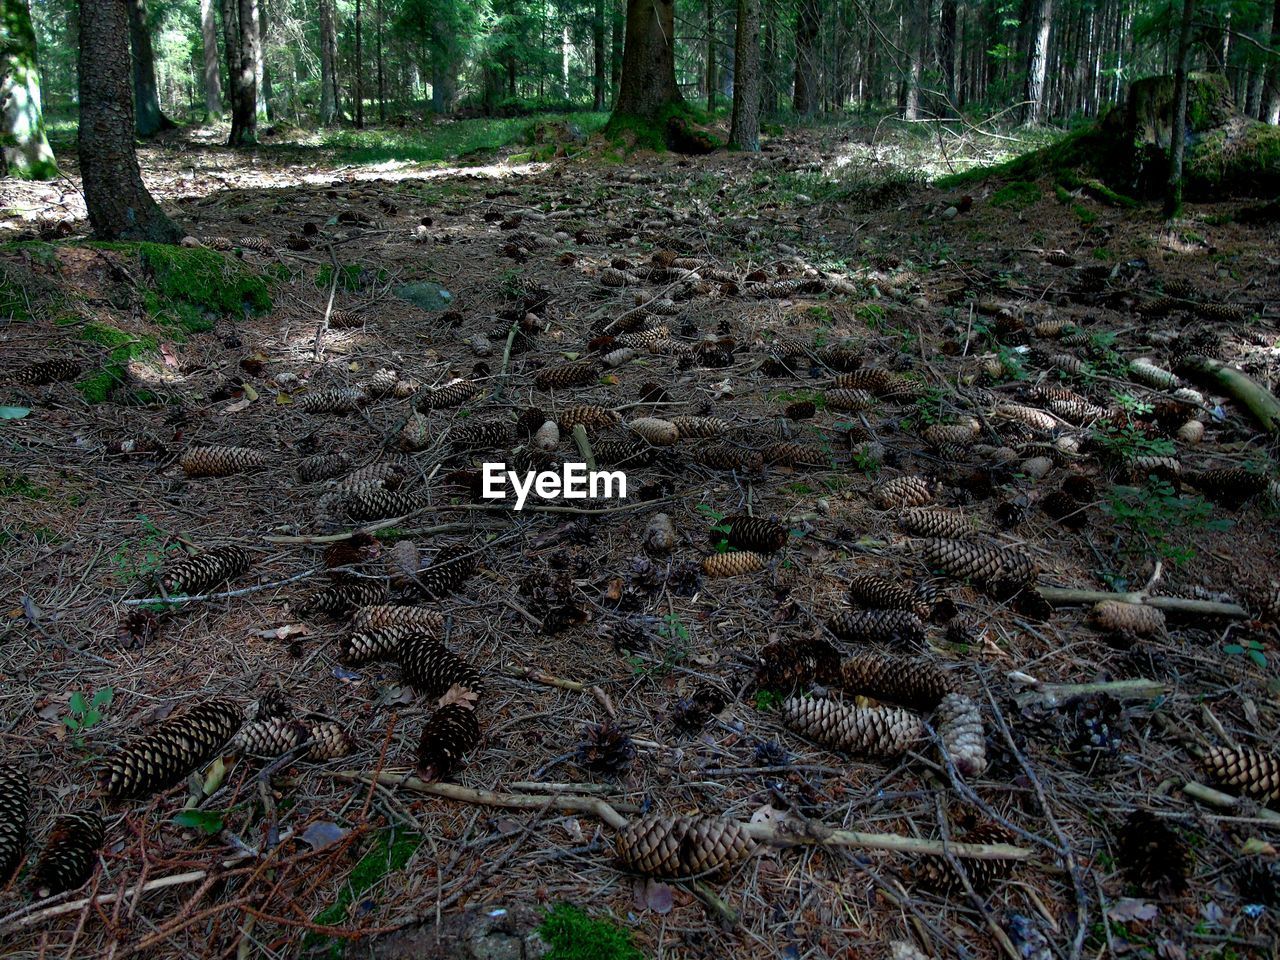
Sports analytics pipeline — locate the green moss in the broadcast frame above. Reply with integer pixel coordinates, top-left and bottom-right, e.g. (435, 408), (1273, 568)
(306, 829), (422, 958)
(0, 470), (49, 500)
(316, 263), (378, 292)
(1185, 119), (1280, 199)
(75, 321), (159, 404)
(991, 181), (1042, 208)
(539, 905), (644, 960)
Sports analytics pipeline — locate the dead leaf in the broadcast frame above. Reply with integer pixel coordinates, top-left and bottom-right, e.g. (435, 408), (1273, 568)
(301, 820), (347, 850)
(645, 880), (674, 915)
(750, 803), (788, 825)
(224, 398), (251, 414)
(253, 624), (310, 641)
(160, 343), (180, 369)
(1107, 898), (1158, 922)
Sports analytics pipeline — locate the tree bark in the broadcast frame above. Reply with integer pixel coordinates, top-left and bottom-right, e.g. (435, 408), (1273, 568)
(0, 0), (57, 179)
(1264, 0), (1280, 123)
(319, 0), (339, 124)
(256, 0), (271, 121)
(376, 0), (384, 120)
(1023, 0), (1053, 124)
(728, 0), (760, 150)
(904, 0), (925, 119)
(79, 0), (181, 241)
(592, 0), (606, 110)
(610, 0), (624, 102)
(939, 0), (957, 107)
(1165, 0), (1197, 217)
(224, 0), (258, 145)
(127, 0), (173, 137)
(792, 0), (818, 115)
(705, 0), (716, 112)
(199, 0), (222, 117)
(612, 0), (683, 120)
(354, 0), (363, 127)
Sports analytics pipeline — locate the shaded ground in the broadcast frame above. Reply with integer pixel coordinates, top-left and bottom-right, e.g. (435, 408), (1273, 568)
(1, 119), (1279, 959)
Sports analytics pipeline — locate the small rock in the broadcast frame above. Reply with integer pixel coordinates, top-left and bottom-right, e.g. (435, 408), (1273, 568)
(941, 205), (959, 220)
(1022, 456), (1054, 479)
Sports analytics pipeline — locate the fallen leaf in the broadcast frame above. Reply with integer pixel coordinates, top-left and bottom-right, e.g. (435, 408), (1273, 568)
(301, 820), (347, 850)
(242, 383), (259, 401)
(253, 624), (310, 641)
(159, 343), (180, 369)
(750, 803), (788, 825)
(645, 880), (674, 915)
(1108, 898), (1158, 922)
(224, 398), (251, 414)
(0, 406), (32, 420)
(1241, 837), (1275, 856)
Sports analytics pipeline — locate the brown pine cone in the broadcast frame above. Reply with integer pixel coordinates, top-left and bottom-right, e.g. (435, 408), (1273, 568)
(992, 404), (1057, 433)
(0, 763), (30, 882)
(1043, 250), (1076, 266)
(670, 415), (729, 438)
(723, 514), (788, 553)
(15, 357), (81, 385)
(180, 445), (269, 477)
(1202, 746), (1280, 805)
(415, 704), (480, 781)
(413, 545), (479, 599)
(535, 361), (598, 391)
(922, 422), (978, 447)
(99, 699), (244, 798)
(833, 368), (896, 394)
(1091, 600), (1165, 636)
(558, 405), (621, 431)
(297, 579), (387, 618)
(828, 609), (925, 647)
(1244, 581), (1280, 624)
(236, 236), (273, 253)
(591, 438), (657, 466)
(338, 460), (410, 493)
(629, 417), (680, 445)
(158, 545), (251, 596)
(914, 821), (1018, 892)
(351, 604), (444, 635)
(1197, 302), (1249, 324)
(615, 813), (755, 879)
(31, 811), (104, 896)
(306, 722), (354, 761)
(1049, 398), (1108, 424)
(921, 538), (1038, 589)
(846, 574), (929, 620)
(760, 442), (826, 467)
(898, 508), (973, 539)
(839, 653), (956, 711)
(328, 309), (362, 329)
(343, 488), (428, 523)
(417, 378), (478, 410)
(935, 693), (987, 777)
(1137, 295), (1178, 318)
(1128, 359), (1181, 390)
(616, 326), (669, 349)
(398, 633), (485, 700)
(231, 718), (308, 757)
(361, 368), (399, 398)
(703, 550), (768, 577)
(447, 419), (512, 450)
(824, 387), (876, 412)
(874, 476), (935, 509)
(297, 386), (367, 414)
(1189, 468), (1271, 508)
(695, 443), (764, 472)
(781, 697), (923, 758)
(297, 452), (350, 483)
(757, 636), (842, 691)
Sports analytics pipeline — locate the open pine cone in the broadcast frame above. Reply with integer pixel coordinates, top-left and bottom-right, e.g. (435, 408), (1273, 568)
(782, 697), (923, 759)
(31, 811), (104, 897)
(0, 763), (30, 882)
(99, 698), (244, 798)
(615, 813), (755, 879)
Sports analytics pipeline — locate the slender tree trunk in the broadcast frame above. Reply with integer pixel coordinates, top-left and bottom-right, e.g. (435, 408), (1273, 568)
(1164, 0), (1196, 217)
(224, 0), (258, 144)
(354, 0), (363, 126)
(1264, 0), (1280, 123)
(199, 0), (222, 118)
(376, 0), (385, 120)
(1023, 0), (1053, 123)
(792, 0), (818, 115)
(592, 0), (606, 110)
(705, 0), (716, 111)
(763, 0), (777, 115)
(728, 0), (760, 149)
(939, 0), (957, 106)
(610, 0), (624, 101)
(612, 0), (683, 120)
(904, 0), (925, 119)
(127, 0), (172, 136)
(319, 0), (339, 124)
(1, 0), (56, 179)
(79, 0), (181, 241)
(257, 0), (271, 121)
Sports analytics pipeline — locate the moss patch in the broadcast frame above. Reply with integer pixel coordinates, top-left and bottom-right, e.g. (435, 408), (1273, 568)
(539, 904), (644, 960)
(991, 181), (1042, 208)
(305, 829), (422, 958)
(0, 470), (49, 500)
(75, 321), (158, 404)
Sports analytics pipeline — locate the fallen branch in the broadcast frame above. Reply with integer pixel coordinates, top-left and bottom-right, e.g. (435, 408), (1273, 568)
(122, 567), (321, 606)
(489, 321), (520, 402)
(331, 771), (1036, 861)
(1183, 780), (1280, 823)
(1036, 585), (1246, 618)
(1183, 356), (1280, 434)
(1007, 673), (1165, 707)
(571, 424), (596, 472)
(263, 521), (469, 546)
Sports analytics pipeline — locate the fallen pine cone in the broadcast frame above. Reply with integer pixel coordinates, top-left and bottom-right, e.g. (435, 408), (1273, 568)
(703, 550), (768, 577)
(31, 811), (104, 896)
(1091, 600), (1165, 636)
(781, 696), (923, 759)
(615, 813), (755, 879)
(757, 636), (842, 691)
(415, 703), (480, 782)
(0, 763), (30, 882)
(839, 653), (956, 711)
(723, 514), (788, 553)
(629, 417), (680, 445)
(157, 545), (251, 596)
(935, 693), (987, 777)
(99, 699), (243, 798)
(913, 821), (1018, 892)
(180, 445), (268, 478)
(828, 609), (925, 647)
(846, 574), (929, 620)
(874, 476), (935, 510)
(1202, 746), (1280, 805)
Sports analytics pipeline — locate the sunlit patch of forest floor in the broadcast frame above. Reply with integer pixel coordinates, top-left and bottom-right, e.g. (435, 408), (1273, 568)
(2, 116), (1279, 959)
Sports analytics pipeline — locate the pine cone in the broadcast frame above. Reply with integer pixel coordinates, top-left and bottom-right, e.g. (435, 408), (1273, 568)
(231, 718), (308, 757)
(558, 405), (621, 431)
(992, 404), (1057, 433)
(1091, 600), (1165, 636)
(351, 603), (443, 634)
(833, 368), (895, 394)
(297, 386), (366, 414)
(898, 508), (973, 539)
(0, 763), (29, 881)
(703, 550), (768, 577)
(760, 442), (825, 467)
(839, 654), (956, 711)
(724, 514), (788, 553)
(824, 388), (877, 412)
(576, 721), (635, 775)
(1116, 810), (1189, 895)
(417, 378), (478, 410)
(306, 722), (353, 761)
(615, 813), (755, 878)
(31, 811), (103, 896)
(819, 345), (863, 371)
(828, 609), (925, 647)
(914, 822), (1017, 892)
(874, 476), (935, 509)
(592, 438), (657, 466)
(616, 326), (669, 349)
(15, 357), (81, 385)
(343, 488), (428, 523)
(1197, 302), (1249, 324)
(1190, 468), (1271, 508)
(629, 417), (680, 445)
(180, 445), (269, 477)
(236, 236), (273, 253)
(695, 443), (764, 471)
(1244, 581), (1280, 624)
(535, 361), (598, 391)
(936, 693), (987, 777)
(846, 574), (928, 620)
(297, 579), (387, 618)
(447, 419), (512, 450)
(785, 400), (816, 420)
(158, 545), (251, 596)
(361, 368), (399, 398)
(921, 538), (1038, 589)
(328, 309), (362, 329)
(297, 453), (350, 483)
(782, 697), (923, 758)
(99, 699), (243, 798)
(415, 704), (480, 781)
(399, 633), (485, 700)
(1043, 250), (1076, 267)
(413, 545), (478, 599)
(1202, 746), (1280, 804)
(670, 415), (729, 439)
(923, 422), (978, 447)
(1128, 359), (1181, 390)
(757, 636), (842, 691)
(339, 460), (410, 492)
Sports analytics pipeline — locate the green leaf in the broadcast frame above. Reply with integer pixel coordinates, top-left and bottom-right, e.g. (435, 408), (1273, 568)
(69, 692), (88, 714)
(0, 406), (31, 420)
(1224, 644), (1244, 655)
(172, 809), (224, 834)
(1248, 649), (1267, 668)
(91, 688), (115, 709)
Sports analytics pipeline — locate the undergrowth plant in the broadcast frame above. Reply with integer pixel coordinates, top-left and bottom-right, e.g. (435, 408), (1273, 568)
(1104, 481), (1230, 566)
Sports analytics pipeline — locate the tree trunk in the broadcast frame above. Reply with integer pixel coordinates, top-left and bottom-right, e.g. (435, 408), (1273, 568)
(127, 0), (172, 137)
(1023, 0), (1053, 124)
(592, 0), (606, 110)
(728, 0), (760, 149)
(354, 0), (363, 127)
(256, 0), (271, 121)
(1, 0), (56, 180)
(939, 0), (957, 106)
(1264, 0), (1280, 123)
(199, 0), (222, 118)
(904, 0), (925, 119)
(1164, 0), (1196, 217)
(319, 0), (339, 124)
(792, 0), (818, 115)
(79, 0), (181, 241)
(610, 0), (624, 102)
(612, 0), (682, 120)
(376, 0), (384, 120)
(705, 0), (716, 112)
(224, 0), (258, 144)
(763, 0), (777, 115)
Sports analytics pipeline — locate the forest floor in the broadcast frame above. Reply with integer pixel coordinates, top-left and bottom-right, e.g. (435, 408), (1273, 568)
(1, 117), (1279, 960)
